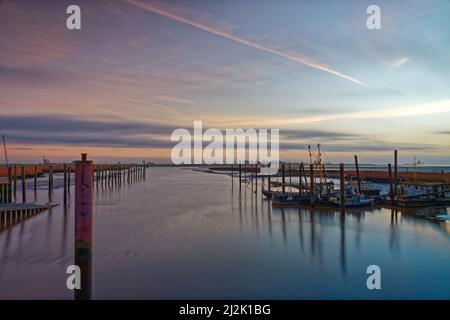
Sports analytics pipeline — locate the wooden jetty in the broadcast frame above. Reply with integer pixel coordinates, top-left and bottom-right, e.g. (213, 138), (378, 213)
(0, 203), (57, 231)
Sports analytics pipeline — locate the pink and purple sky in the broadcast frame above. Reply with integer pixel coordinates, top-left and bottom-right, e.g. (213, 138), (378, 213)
(1, 0), (449, 164)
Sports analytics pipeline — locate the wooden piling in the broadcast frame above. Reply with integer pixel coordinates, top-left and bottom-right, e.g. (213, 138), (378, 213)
(354, 155), (361, 194)
(255, 164), (258, 193)
(34, 165), (38, 194)
(299, 163), (303, 195)
(339, 163), (345, 209)
(238, 163), (242, 191)
(281, 164), (286, 193)
(394, 150), (398, 197)
(21, 166), (26, 203)
(13, 165), (17, 202)
(388, 163), (394, 205)
(309, 164), (315, 206)
(64, 164), (68, 206)
(75, 153), (93, 300)
(68, 166), (71, 194)
(7, 167), (12, 203)
(48, 165), (53, 203)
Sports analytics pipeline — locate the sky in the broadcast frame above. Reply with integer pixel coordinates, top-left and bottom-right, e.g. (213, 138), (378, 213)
(1, 0), (449, 164)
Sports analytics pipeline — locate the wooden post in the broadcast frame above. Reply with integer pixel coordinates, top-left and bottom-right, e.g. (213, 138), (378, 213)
(255, 164), (258, 193)
(388, 163), (394, 205)
(299, 163), (303, 195)
(281, 164), (286, 193)
(13, 165), (17, 202)
(34, 165), (38, 194)
(231, 164), (234, 187)
(309, 164), (315, 206)
(7, 167), (12, 203)
(48, 165), (53, 203)
(239, 163), (242, 191)
(394, 150), (398, 197)
(64, 164), (68, 206)
(339, 163), (345, 209)
(75, 153), (93, 300)
(68, 166), (71, 194)
(354, 155), (361, 194)
(21, 166), (26, 203)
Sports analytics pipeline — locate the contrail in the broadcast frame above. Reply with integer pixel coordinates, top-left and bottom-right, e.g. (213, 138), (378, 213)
(126, 0), (363, 85)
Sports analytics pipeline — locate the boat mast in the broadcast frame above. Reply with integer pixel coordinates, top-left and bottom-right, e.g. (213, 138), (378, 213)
(308, 145), (314, 189)
(317, 144), (324, 193)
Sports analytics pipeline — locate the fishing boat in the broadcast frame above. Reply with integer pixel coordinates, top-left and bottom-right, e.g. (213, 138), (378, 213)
(387, 182), (450, 207)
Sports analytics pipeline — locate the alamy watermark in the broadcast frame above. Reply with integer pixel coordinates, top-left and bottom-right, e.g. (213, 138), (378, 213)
(170, 121), (279, 175)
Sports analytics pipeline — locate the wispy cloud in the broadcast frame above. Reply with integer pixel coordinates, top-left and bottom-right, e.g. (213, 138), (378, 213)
(156, 95), (195, 105)
(231, 99), (450, 127)
(125, 0), (363, 85)
(386, 56), (410, 68)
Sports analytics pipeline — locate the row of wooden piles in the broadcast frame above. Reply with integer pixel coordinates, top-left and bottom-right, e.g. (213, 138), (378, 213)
(0, 163), (147, 206)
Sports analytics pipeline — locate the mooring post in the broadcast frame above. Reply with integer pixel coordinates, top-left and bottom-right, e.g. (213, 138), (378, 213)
(34, 165), (38, 194)
(388, 163), (394, 205)
(299, 163), (303, 195)
(239, 163), (242, 191)
(75, 153), (93, 300)
(68, 166), (72, 194)
(394, 150), (398, 197)
(13, 165), (17, 202)
(339, 163), (345, 209)
(281, 164), (286, 193)
(64, 164), (68, 206)
(231, 164), (234, 187)
(354, 155), (361, 194)
(21, 166), (26, 203)
(267, 172), (271, 192)
(48, 165), (53, 203)
(310, 164), (315, 206)
(255, 164), (258, 194)
(7, 167), (12, 203)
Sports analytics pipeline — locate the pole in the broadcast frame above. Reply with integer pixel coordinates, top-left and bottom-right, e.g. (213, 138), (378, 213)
(394, 150), (398, 197)
(21, 166), (26, 203)
(64, 164), (68, 206)
(388, 163), (394, 205)
(299, 163), (303, 195)
(34, 165), (38, 194)
(354, 155), (361, 194)
(339, 163), (345, 209)
(48, 165), (53, 203)
(13, 165), (17, 202)
(7, 167), (12, 203)
(310, 164), (315, 206)
(281, 164), (286, 193)
(75, 153), (93, 300)
(239, 164), (242, 191)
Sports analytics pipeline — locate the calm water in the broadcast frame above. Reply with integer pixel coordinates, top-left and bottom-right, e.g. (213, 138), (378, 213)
(0, 168), (449, 299)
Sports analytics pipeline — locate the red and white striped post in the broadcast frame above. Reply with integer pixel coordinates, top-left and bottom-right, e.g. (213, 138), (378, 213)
(75, 153), (93, 300)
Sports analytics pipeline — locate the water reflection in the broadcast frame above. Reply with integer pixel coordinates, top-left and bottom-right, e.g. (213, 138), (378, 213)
(0, 168), (449, 299)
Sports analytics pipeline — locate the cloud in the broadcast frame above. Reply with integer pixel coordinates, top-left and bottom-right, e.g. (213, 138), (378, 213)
(281, 129), (356, 140)
(125, 0), (363, 85)
(237, 99), (450, 127)
(0, 115), (177, 148)
(386, 57), (409, 68)
(156, 95), (195, 105)
(0, 115), (177, 134)
(280, 142), (438, 152)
